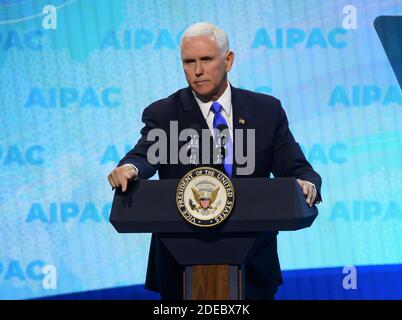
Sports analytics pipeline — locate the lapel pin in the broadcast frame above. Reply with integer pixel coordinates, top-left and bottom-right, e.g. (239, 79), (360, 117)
(239, 118), (246, 125)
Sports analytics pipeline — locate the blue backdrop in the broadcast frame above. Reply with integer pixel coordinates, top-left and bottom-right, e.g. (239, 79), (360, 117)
(0, 0), (401, 299)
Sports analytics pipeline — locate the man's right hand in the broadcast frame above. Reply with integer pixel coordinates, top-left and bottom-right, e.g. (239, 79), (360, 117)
(108, 164), (138, 192)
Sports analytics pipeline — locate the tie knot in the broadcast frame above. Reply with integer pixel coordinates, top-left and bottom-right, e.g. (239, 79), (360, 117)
(210, 101), (222, 114)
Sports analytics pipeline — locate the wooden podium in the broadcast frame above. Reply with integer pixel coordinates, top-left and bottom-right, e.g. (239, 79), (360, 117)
(110, 177), (318, 300)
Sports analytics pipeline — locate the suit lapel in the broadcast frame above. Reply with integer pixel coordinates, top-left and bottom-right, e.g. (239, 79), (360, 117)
(178, 87), (212, 167)
(179, 87), (209, 131)
(231, 86), (250, 178)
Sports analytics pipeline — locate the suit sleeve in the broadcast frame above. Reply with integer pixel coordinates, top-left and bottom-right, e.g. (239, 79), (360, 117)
(118, 105), (160, 179)
(271, 100), (322, 203)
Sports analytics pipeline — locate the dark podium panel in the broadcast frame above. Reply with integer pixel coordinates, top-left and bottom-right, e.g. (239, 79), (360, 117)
(110, 177), (318, 300)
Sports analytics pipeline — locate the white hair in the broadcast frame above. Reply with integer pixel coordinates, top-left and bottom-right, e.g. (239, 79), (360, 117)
(181, 22), (229, 54)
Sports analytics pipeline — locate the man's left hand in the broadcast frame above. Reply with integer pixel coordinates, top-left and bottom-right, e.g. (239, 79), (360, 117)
(296, 179), (317, 207)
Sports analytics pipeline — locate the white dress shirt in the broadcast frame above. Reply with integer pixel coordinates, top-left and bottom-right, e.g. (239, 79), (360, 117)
(192, 82), (233, 139)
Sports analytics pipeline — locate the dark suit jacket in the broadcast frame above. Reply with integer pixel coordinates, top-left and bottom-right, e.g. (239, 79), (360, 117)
(118, 85), (322, 299)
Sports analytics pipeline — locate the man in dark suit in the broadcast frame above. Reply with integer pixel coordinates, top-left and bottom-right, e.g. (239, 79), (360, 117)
(108, 22), (322, 300)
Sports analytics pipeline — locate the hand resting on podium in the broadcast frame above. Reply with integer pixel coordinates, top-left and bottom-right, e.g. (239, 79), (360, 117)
(108, 164), (138, 192)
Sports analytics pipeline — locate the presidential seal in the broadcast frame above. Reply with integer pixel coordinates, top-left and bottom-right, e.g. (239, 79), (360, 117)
(176, 167), (235, 227)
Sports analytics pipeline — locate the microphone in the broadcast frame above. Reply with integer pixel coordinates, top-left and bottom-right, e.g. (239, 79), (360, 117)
(214, 124), (229, 165)
(187, 124), (201, 165)
(184, 124), (229, 171)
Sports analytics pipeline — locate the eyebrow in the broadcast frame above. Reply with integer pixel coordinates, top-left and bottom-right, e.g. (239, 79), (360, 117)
(182, 58), (195, 63)
(182, 55), (214, 62)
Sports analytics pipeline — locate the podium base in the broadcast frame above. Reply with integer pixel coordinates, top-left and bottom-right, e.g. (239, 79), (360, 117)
(183, 265), (244, 300)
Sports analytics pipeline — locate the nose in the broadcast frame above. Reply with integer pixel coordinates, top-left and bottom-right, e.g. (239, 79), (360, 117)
(195, 61), (203, 76)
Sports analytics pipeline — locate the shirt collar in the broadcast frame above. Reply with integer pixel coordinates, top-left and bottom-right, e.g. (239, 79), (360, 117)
(192, 82), (232, 118)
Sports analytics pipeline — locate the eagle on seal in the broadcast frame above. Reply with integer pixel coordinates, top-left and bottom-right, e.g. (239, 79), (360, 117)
(191, 186), (220, 210)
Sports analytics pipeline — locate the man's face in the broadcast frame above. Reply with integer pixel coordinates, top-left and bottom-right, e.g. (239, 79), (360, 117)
(181, 35), (234, 101)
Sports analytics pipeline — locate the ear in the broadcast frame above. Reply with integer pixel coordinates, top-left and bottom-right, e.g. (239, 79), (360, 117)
(225, 51), (235, 72)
